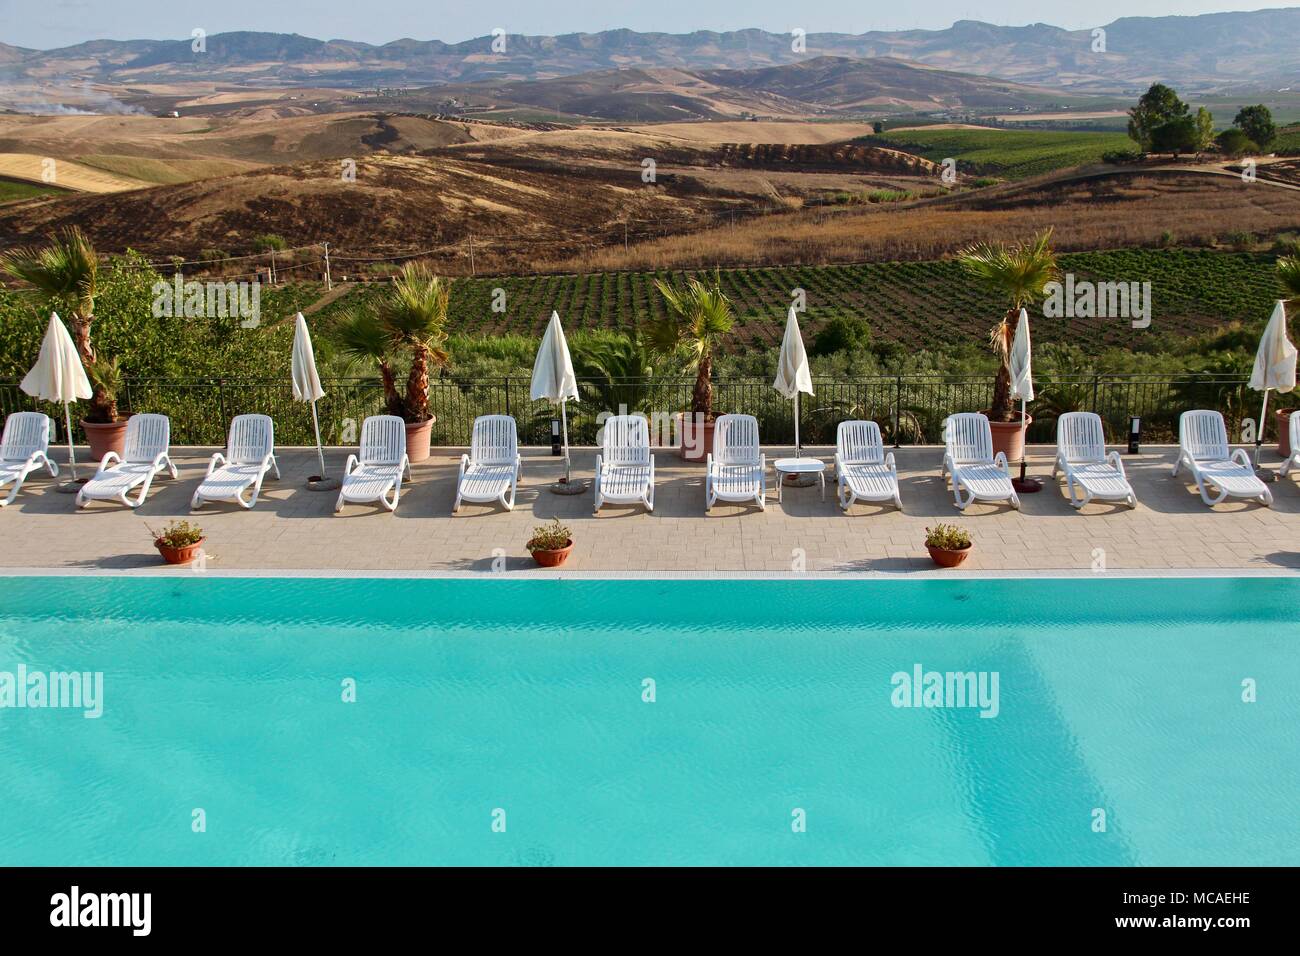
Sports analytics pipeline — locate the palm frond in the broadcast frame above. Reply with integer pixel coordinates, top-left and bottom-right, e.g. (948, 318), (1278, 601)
(1278, 255), (1300, 304)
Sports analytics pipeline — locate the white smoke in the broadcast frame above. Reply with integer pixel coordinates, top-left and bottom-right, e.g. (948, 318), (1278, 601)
(0, 80), (149, 116)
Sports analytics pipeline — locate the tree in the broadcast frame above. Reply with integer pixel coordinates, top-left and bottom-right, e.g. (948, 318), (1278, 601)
(1233, 105), (1277, 151)
(0, 226), (117, 422)
(1150, 116), (1199, 158)
(1194, 107), (1215, 155)
(333, 262), (450, 423)
(1216, 128), (1257, 157)
(1127, 83), (1188, 151)
(956, 230), (1060, 423)
(812, 316), (872, 356)
(1279, 256), (1300, 306)
(648, 273), (734, 420)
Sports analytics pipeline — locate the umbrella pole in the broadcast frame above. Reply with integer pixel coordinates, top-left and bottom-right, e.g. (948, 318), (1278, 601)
(1019, 397), (1028, 482)
(561, 399), (571, 483)
(1254, 389), (1271, 470)
(310, 399), (326, 478)
(64, 402), (78, 481)
(794, 392), (800, 458)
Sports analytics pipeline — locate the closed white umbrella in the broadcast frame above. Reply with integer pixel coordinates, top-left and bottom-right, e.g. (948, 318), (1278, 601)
(773, 307), (813, 457)
(291, 312), (332, 486)
(530, 311), (579, 483)
(21, 312), (92, 486)
(1249, 300), (1296, 473)
(1008, 307), (1039, 489)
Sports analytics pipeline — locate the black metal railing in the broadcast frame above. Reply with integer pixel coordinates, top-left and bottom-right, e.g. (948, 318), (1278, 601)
(0, 374), (1258, 447)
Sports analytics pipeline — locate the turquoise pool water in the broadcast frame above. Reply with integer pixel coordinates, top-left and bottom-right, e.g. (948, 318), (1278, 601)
(0, 576), (1296, 866)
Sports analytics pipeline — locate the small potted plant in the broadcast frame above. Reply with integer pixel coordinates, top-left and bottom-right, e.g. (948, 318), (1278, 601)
(150, 520), (206, 565)
(526, 517), (573, 568)
(925, 523), (972, 568)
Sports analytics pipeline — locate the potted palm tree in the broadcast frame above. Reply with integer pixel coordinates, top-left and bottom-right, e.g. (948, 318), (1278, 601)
(648, 273), (734, 461)
(334, 263), (450, 463)
(1275, 255), (1299, 457)
(956, 230), (1060, 460)
(0, 227), (128, 459)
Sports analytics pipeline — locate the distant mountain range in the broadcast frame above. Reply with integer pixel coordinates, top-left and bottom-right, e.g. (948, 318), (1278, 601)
(3, 9), (1300, 93)
(424, 58), (1076, 122)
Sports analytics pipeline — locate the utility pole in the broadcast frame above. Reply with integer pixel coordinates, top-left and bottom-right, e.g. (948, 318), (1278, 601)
(323, 242), (332, 290)
(268, 248), (277, 285)
(468, 234), (476, 276)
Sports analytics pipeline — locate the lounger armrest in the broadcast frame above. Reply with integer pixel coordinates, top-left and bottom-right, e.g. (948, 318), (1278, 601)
(1106, 450), (1127, 478)
(259, 453), (275, 474)
(1230, 448), (1253, 468)
(515, 454), (522, 475)
(833, 452), (845, 474)
(204, 452), (226, 477)
(648, 452), (655, 481)
(757, 453), (766, 491)
(457, 454), (469, 479)
(884, 451), (897, 474)
(97, 450), (121, 472)
(706, 452), (714, 474)
(149, 451), (169, 470)
(594, 453), (604, 476)
(993, 451), (1009, 471)
(343, 454), (359, 476)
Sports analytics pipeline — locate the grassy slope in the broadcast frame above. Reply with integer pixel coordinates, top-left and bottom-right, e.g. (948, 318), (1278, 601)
(867, 127), (1135, 180)
(0, 178), (66, 203)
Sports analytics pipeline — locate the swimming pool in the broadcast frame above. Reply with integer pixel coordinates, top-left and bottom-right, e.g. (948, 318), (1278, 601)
(0, 575), (1295, 866)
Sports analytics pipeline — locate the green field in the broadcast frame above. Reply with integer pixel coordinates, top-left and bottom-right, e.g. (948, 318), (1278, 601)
(1276, 124), (1300, 154)
(867, 127), (1136, 180)
(308, 250), (1283, 354)
(0, 178), (66, 204)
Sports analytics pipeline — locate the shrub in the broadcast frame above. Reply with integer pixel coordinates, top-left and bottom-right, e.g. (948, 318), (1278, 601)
(1215, 128), (1257, 157)
(198, 248), (227, 263)
(1159, 230), (1176, 247)
(1225, 231), (1256, 252)
(925, 524), (971, 550)
(252, 234), (288, 252)
(526, 518), (572, 552)
(812, 315), (873, 356)
(1102, 148), (1142, 164)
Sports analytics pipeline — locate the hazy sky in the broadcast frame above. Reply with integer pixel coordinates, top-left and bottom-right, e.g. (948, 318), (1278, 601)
(2, 0), (1296, 49)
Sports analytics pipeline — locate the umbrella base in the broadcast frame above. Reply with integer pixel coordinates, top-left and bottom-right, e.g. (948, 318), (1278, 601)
(548, 478), (589, 496)
(1012, 477), (1044, 493)
(782, 472), (819, 488)
(306, 476), (341, 492)
(1254, 468), (1280, 483)
(56, 479), (87, 494)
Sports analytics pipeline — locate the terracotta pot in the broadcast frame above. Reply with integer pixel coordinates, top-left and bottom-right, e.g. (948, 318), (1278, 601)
(404, 417), (435, 464)
(1278, 408), (1295, 458)
(676, 413), (717, 462)
(926, 543), (972, 568)
(156, 538), (206, 565)
(530, 540), (573, 568)
(982, 411), (1032, 462)
(81, 418), (129, 460)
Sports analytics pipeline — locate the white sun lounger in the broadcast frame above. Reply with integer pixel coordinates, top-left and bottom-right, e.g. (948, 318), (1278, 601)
(191, 413), (280, 510)
(1172, 409), (1272, 506)
(835, 420), (901, 511)
(594, 414), (654, 513)
(454, 414), (520, 512)
(941, 412), (1020, 510)
(337, 415), (410, 513)
(0, 412), (58, 507)
(1051, 411), (1136, 509)
(76, 413), (176, 509)
(1281, 412), (1300, 479)
(706, 413), (766, 511)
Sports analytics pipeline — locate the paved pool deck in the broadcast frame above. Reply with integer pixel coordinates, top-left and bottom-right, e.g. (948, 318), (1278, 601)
(1, 444), (1297, 576)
